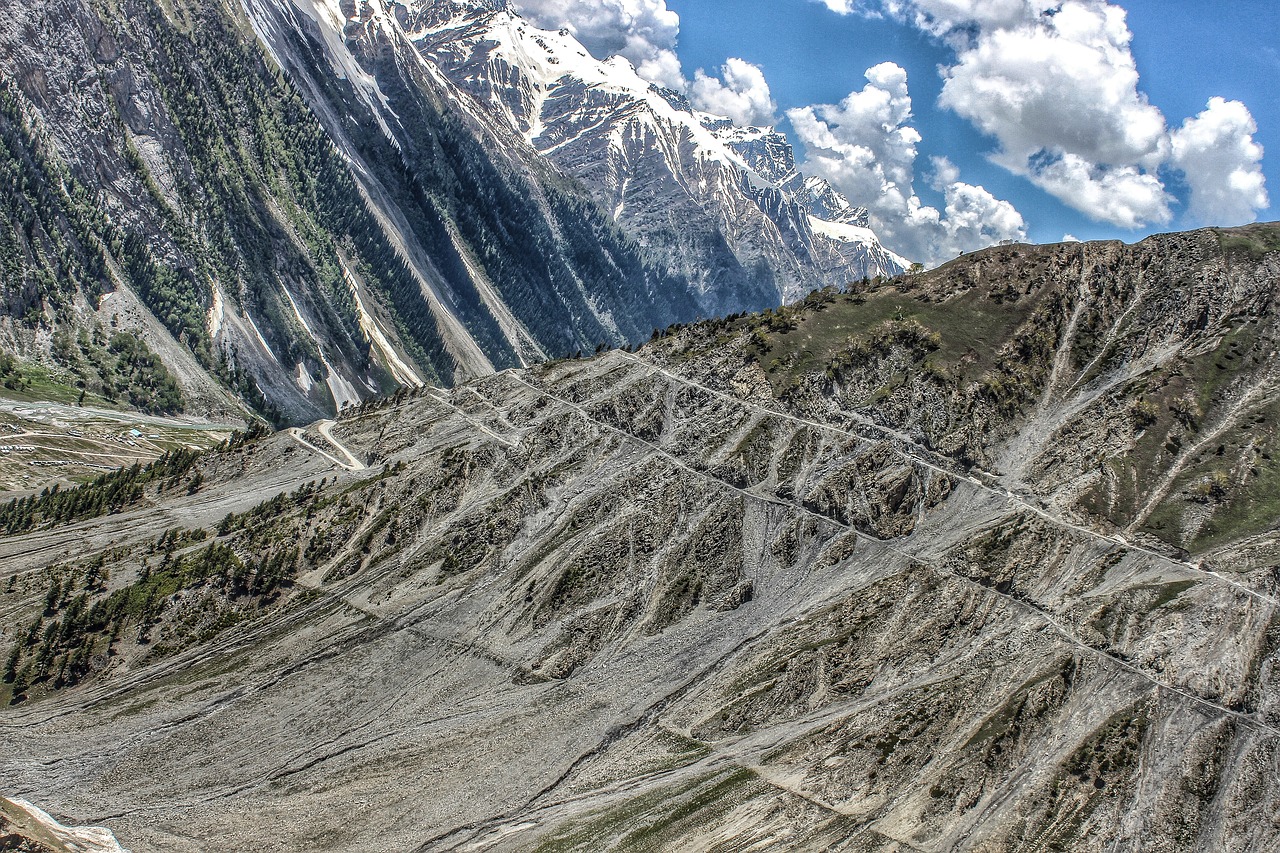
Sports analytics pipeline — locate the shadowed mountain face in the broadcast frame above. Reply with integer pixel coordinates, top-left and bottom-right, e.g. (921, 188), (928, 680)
(0, 0), (703, 424)
(2, 225), (1280, 851)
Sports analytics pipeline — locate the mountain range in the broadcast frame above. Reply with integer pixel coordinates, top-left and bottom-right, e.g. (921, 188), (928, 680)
(0, 0), (904, 425)
(5, 0), (1280, 850)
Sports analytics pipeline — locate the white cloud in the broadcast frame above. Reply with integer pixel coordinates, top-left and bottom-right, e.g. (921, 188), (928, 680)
(1171, 97), (1269, 226)
(787, 62), (919, 202)
(788, 66), (1025, 264)
(931, 1), (1174, 226)
(513, 0), (686, 89)
(690, 59), (778, 127)
(936, 180), (1027, 255)
(941, 11), (1167, 168)
(827, 0), (1267, 229)
(1025, 154), (1171, 229)
(1062, 234), (1081, 242)
(813, 0), (857, 12)
(883, 0), (1039, 41)
(928, 155), (960, 191)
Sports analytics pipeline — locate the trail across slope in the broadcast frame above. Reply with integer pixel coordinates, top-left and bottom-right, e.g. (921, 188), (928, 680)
(287, 421), (366, 471)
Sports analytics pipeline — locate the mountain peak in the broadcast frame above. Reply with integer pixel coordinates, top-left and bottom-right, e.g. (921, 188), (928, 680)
(801, 175), (870, 227)
(648, 82), (692, 113)
(410, 0), (907, 300)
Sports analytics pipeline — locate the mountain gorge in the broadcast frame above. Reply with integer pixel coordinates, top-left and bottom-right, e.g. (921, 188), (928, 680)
(0, 0), (902, 426)
(2, 224), (1279, 851)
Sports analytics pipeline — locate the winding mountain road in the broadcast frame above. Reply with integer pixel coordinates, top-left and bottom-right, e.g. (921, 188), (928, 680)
(287, 420), (366, 472)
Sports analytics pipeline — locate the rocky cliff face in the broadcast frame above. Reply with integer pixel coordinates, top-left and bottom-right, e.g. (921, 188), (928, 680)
(1, 225), (1278, 851)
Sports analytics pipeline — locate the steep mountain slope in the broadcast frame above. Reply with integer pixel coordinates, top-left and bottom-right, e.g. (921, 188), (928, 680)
(0, 0), (440, 424)
(0, 0), (705, 424)
(3, 224), (1279, 851)
(241, 0), (705, 363)
(406, 0), (907, 309)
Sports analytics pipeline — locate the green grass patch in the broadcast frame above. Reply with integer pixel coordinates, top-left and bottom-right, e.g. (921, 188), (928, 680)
(1216, 223), (1280, 261)
(1186, 451), (1280, 552)
(754, 286), (1041, 394)
(1134, 390), (1280, 552)
(1145, 579), (1198, 610)
(0, 360), (117, 408)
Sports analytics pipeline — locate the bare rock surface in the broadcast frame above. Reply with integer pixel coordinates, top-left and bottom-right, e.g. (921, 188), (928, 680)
(2, 228), (1280, 851)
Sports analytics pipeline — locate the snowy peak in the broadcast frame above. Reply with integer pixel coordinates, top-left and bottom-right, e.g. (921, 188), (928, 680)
(404, 1), (758, 168)
(408, 0), (871, 212)
(405, 0), (907, 300)
(800, 176), (870, 228)
(648, 83), (692, 113)
(703, 120), (798, 188)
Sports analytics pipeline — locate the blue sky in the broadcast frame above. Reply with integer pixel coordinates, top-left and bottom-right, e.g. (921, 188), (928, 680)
(516, 0), (1274, 262)
(668, 0), (1276, 246)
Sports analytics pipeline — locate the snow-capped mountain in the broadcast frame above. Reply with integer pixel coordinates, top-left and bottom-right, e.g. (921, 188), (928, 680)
(404, 0), (907, 306)
(0, 0), (906, 428)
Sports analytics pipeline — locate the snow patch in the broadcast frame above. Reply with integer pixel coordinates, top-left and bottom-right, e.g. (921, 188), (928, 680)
(295, 362), (315, 392)
(410, 9), (756, 176)
(208, 287), (225, 341)
(412, 2), (904, 283)
(324, 365), (363, 411)
(809, 216), (911, 271)
(4, 798), (131, 853)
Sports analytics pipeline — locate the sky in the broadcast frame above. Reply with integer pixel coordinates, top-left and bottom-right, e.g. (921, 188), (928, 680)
(511, 0), (1276, 265)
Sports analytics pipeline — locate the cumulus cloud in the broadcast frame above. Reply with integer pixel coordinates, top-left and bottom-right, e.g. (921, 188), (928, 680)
(821, 0), (1268, 228)
(940, 11), (1161, 164)
(788, 67), (1025, 264)
(931, 1), (1175, 226)
(513, 0), (686, 89)
(883, 0), (1039, 41)
(1171, 97), (1269, 226)
(1027, 154), (1170, 229)
(936, 180), (1027, 255)
(786, 62), (918, 205)
(928, 155), (961, 190)
(690, 59), (778, 126)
